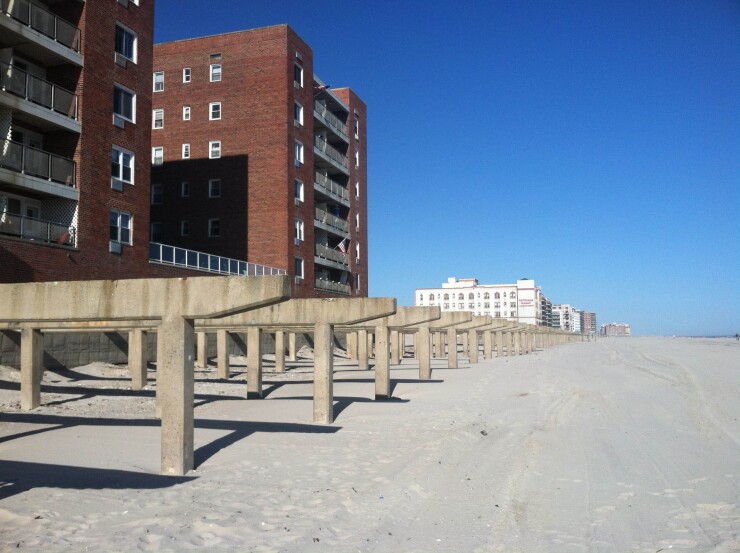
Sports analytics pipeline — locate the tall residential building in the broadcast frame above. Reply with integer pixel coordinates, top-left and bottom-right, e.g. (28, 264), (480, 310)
(150, 25), (368, 298)
(414, 277), (547, 326)
(601, 323), (631, 337)
(1, 0), (156, 282)
(581, 311), (597, 334)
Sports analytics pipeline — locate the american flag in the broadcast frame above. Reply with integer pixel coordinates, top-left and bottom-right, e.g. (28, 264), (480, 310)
(338, 238), (348, 253)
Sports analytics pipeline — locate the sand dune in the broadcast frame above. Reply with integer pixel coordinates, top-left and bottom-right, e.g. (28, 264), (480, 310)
(0, 337), (738, 551)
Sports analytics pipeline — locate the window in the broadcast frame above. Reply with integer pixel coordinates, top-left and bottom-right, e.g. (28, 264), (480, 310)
(468, 303), (474, 309)
(294, 179), (304, 202)
(294, 219), (304, 242)
(294, 64), (303, 87)
(354, 150), (359, 168)
(355, 181), (360, 198)
(444, 303), (449, 310)
(181, 181), (189, 197)
(459, 303), (464, 309)
(209, 140), (221, 159)
(150, 222), (162, 242)
(495, 292), (500, 299)
(115, 24), (136, 62)
(182, 106), (191, 120)
(443, 293), (449, 300)
(355, 273), (361, 291)
(208, 218), (220, 237)
(153, 71), (164, 92)
(181, 220), (189, 236)
(510, 292), (516, 298)
(109, 210), (132, 245)
(294, 257), (304, 279)
(111, 146), (133, 185)
(151, 183), (162, 205)
(113, 85), (135, 122)
(294, 102), (303, 125)
(209, 102), (221, 120)
(183, 68), (191, 83)
(152, 147), (163, 165)
(355, 242), (360, 260)
(354, 115), (359, 139)
(152, 108), (163, 129)
(484, 292), (490, 299)
(182, 143), (190, 159)
(429, 294), (435, 301)
(355, 213), (360, 230)
(294, 141), (303, 166)
(210, 63), (221, 82)
(468, 293), (474, 299)
(208, 179), (221, 198)
(495, 311), (501, 318)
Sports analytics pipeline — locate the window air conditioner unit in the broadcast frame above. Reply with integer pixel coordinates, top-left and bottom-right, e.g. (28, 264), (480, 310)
(113, 114), (126, 129)
(355, 258), (360, 265)
(111, 178), (123, 192)
(294, 238), (302, 246)
(109, 241), (122, 254)
(114, 53), (127, 67)
(294, 159), (301, 167)
(294, 276), (303, 284)
(294, 197), (302, 206)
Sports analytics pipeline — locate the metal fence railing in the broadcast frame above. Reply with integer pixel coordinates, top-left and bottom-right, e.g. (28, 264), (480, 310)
(0, 212), (75, 246)
(315, 278), (351, 295)
(149, 242), (287, 277)
(1, 0), (81, 52)
(314, 135), (348, 169)
(314, 207), (349, 234)
(0, 61), (78, 120)
(314, 171), (349, 202)
(0, 139), (76, 186)
(314, 100), (348, 137)
(315, 243), (349, 266)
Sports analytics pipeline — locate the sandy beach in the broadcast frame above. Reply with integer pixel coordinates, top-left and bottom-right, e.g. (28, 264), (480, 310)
(0, 337), (738, 552)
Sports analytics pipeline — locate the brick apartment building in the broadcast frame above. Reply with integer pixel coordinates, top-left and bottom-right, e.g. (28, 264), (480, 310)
(0, 0), (158, 283)
(150, 25), (368, 298)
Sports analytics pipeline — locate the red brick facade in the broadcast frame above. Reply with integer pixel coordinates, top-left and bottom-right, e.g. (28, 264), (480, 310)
(151, 25), (368, 298)
(0, 0), (157, 282)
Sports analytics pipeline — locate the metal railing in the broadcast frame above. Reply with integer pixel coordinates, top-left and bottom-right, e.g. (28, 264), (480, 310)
(314, 135), (348, 169)
(0, 139), (76, 186)
(315, 207), (349, 233)
(314, 171), (348, 202)
(1, 0), (81, 52)
(0, 61), (78, 120)
(314, 100), (348, 137)
(315, 243), (348, 266)
(149, 242), (287, 277)
(0, 212), (75, 246)
(315, 278), (351, 295)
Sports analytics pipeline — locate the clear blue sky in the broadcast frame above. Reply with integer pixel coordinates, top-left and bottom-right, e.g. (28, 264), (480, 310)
(154, 0), (740, 336)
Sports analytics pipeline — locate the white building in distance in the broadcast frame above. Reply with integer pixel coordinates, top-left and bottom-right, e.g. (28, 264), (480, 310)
(415, 277), (545, 326)
(552, 304), (581, 333)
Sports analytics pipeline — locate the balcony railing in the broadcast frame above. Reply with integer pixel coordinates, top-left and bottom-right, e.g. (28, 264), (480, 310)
(1, 61), (79, 120)
(315, 278), (351, 295)
(314, 171), (348, 202)
(149, 242), (287, 277)
(314, 100), (348, 137)
(315, 207), (349, 234)
(314, 136), (348, 169)
(1, 0), (81, 52)
(0, 212), (75, 246)
(0, 139), (76, 186)
(315, 243), (348, 266)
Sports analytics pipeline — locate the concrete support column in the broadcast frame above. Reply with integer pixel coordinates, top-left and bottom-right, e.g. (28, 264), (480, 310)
(346, 332), (358, 360)
(20, 328), (43, 410)
(274, 330), (285, 373)
(413, 332), (418, 359)
(390, 330), (400, 365)
(196, 332), (207, 368)
(513, 332), (521, 356)
(358, 329), (369, 371)
(418, 326), (431, 379)
(313, 322), (334, 424)
(496, 331), (504, 357)
(128, 329), (148, 391)
(216, 329), (231, 379)
(461, 332), (468, 358)
(447, 328), (458, 369)
(288, 332), (297, 361)
(468, 329), (479, 363)
(375, 325), (391, 399)
(247, 327), (263, 399)
(367, 332), (374, 359)
(159, 316), (195, 476)
(483, 330), (492, 360)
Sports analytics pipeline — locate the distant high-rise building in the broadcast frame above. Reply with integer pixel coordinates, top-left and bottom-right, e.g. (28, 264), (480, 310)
(601, 323), (631, 337)
(581, 311), (597, 334)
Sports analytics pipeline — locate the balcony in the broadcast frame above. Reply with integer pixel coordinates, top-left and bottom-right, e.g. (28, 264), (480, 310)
(314, 171), (349, 206)
(315, 243), (348, 269)
(149, 242), (287, 277)
(314, 100), (348, 140)
(0, 61), (80, 132)
(315, 278), (351, 295)
(314, 135), (348, 173)
(1, 0), (81, 50)
(0, 139), (76, 189)
(314, 206), (349, 236)
(0, 212), (75, 246)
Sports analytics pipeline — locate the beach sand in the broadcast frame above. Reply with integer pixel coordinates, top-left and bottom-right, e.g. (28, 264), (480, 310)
(0, 337), (738, 552)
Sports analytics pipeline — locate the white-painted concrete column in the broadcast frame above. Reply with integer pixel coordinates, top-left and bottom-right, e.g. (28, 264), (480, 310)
(447, 327), (458, 369)
(468, 329), (479, 363)
(418, 326), (431, 379)
(247, 327), (262, 399)
(375, 325), (391, 399)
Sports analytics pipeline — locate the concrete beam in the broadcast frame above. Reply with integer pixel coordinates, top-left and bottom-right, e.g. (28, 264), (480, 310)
(344, 306), (440, 330)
